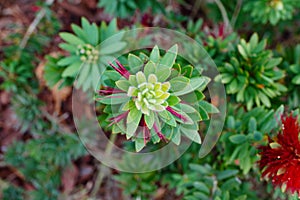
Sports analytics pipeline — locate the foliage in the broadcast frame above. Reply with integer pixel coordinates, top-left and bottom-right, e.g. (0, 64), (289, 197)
(219, 105), (284, 174)
(217, 33), (287, 110)
(280, 44), (300, 109)
(55, 17), (126, 91)
(4, 133), (86, 200)
(2, 0), (300, 199)
(97, 45), (217, 152)
(244, 0), (298, 25)
(97, 0), (163, 18)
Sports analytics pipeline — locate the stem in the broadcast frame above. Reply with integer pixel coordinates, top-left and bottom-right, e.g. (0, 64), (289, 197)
(231, 0), (243, 29)
(214, 0), (232, 33)
(90, 133), (117, 197)
(19, 0), (55, 51)
(191, 0), (203, 18)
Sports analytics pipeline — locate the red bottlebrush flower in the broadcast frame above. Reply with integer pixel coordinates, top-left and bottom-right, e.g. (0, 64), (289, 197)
(109, 60), (130, 79)
(259, 114), (300, 196)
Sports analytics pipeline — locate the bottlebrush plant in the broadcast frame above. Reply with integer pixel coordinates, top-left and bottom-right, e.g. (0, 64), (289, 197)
(56, 17), (126, 91)
(96, 45), (218, 152)
(259, 114), (300, 197)
(217, 33), (287, 110)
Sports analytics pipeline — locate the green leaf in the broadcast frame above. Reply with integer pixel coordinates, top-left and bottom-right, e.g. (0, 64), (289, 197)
(237, 44), (248, 59)
(62, 62), (81, 77)
(167, 95), (181, 106)
(97, 93), (130, 105)
(248, 117), (257, 133)
(57, 56), (79, 66)
(144, 111), (155, 129)
(229, 135), (247, 144)
(159, 111), (176, 127)
(173, 77), (210, 96)
(156, 68), (171, 82)
(115, 80), (131, 91)
(71, 24), (88, 41)
(89, 23), (99, 46)
(198, 101), (219, 114)
(181, 65), (193, 77)
(181, 126), (201, 144)
(136, 71), (146, 84)
(292, 74), (300, 85)
(59, 32), (85, 45)
(159, 44), (178, 68)
(169, 76), (190, 92)
(135, 139), (145, 152)
(149, 45), (160, 63)
(127, 107), (140, 123)
(216, 169), (239, 180)
(144, 61), (156, 77)
(128, 54), (144, 72)
(99, 42), (126, 54)
(253, 131), (263, 141)
(171, 127), (181, 145)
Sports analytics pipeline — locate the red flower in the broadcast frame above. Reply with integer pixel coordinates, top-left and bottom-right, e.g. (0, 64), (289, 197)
(259, 114), (300, 196)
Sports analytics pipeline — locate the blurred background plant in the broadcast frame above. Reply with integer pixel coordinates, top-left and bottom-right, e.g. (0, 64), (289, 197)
(0, 0), (300, 199)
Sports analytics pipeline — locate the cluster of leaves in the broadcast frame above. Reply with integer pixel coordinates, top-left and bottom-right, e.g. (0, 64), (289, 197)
(217, 33), (287, 110)
(219, 105), (284, 174)
(97, 45), (218, 152)
(97, 0), (163, 18)
(280, 44), (300, 109)
(243, 0), (298, 25)
(182, 19), (237, 67)
(45, 17), (126, 91)
(4, 133), (86, 200)
(0, 3), (88, 199)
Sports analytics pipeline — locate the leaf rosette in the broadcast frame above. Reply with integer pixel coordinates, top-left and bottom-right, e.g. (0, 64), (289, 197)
(96, 45), (218, 152)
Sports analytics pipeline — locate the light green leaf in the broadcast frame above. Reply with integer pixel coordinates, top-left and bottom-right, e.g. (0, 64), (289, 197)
(149, 45), (160, 63)
(144, 61), (156, 77)
(128, 54), (143, 72)
(59, 32), (85, 45)
(159, 44), (178, 68)
(136, 71), (146, 84)
(57, 56), (80, 66)
(169, 76), (190, 92)
(181, 126), (201, 144)
(135, 139), (145, 152)
(62, 62), (81, 77)
(116, 80), (131, 91)
(198, 101), (219, 114)
(144, 111), (155, 129)
(97, 93), (130, 105)
(173, 77), (210, 96)
(156, 68), (171, 82)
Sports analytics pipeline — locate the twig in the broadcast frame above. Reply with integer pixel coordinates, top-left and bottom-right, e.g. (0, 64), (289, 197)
(214, 0), (232, 33)
(19, 0), (55, 50)
(231, 0), (243, 30)
(191, 0), (203, 18)
(90, 133), (117, 197)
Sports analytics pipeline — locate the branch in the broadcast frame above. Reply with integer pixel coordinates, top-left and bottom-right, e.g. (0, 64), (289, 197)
(214, 0), (232, 33)
(19, 0), (55, 50)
